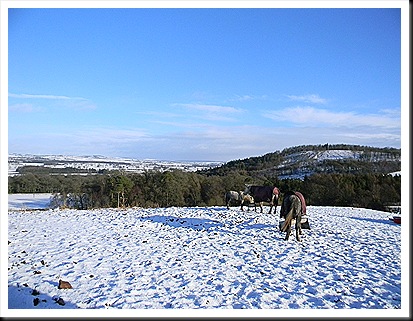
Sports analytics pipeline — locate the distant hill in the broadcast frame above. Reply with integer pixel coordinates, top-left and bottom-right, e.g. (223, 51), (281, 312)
(200, 144), (401, 180)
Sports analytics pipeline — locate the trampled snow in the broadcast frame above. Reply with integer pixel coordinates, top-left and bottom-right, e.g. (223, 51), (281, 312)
(4, 195), (407, 318)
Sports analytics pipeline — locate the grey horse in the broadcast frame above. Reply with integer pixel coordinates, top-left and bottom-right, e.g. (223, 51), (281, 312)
(280, 191), (306, 241)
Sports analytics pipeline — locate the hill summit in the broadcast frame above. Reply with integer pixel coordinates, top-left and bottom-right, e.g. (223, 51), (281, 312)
(202, 144), (401, 179)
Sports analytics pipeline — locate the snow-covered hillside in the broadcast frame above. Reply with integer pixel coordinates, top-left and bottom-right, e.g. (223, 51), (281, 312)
(276, 149), (400, 180)
(5, 198), (407, 317)
(280, 149), (400, 164)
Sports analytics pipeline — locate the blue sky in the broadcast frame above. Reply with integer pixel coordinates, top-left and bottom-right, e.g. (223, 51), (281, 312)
(5, 4), (405, 162)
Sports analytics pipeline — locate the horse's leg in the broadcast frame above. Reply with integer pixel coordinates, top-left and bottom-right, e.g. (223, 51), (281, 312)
(282, 196), (299, 241)
(285, 224), (291, 241)
(293, 197), (302, 241)
(268, 200), (274, 214)
(296, 215), (302, 242)
(271, 196), (277, 214)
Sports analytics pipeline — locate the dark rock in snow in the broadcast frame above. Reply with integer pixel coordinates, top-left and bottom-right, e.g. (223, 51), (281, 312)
(31, 289), (40, 296)
(55, 297), (65, 306)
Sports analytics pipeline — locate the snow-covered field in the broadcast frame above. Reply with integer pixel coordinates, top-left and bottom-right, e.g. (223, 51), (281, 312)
(8, 193), (54, 211)
(4, 194), (408, 318)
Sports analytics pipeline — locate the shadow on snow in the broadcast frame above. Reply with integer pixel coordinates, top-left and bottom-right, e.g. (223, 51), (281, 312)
(138, 213), (275, 234)
(8, 284), (79, 309)
(349, 216), (400, 226)
(139, 215), (223, 231)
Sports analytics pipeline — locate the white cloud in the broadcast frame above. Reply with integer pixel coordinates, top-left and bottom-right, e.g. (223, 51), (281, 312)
(172, 103), (244, 122)
(228, 94), (268, 102)
(150, 120), (209, 129)
(61, 99), (96, 110)
(9, 92), (96, 110)
(286, 94), (328, 104)
(8, 100), (401, 161)
(8, 103), (42, 113)
(176, 103), (242, 114)
(9, 121), (401, 162)
(8, 93), (86, 100)
(265, 106), (400, 129)
(136, 111), (181, 118)
(342, 132), (400, 141)
(234, 95), (254, 101)
(75, 127), (149, 144)
(380, 108), (401, 117)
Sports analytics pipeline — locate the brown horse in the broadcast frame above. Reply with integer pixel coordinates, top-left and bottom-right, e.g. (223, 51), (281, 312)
(280, 191), (306, 241)
(244, 185), (280, 214)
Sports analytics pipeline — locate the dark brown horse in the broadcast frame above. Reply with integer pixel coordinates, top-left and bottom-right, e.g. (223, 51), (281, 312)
(280, 191), (306, 241)
(244, 185), (280, 214)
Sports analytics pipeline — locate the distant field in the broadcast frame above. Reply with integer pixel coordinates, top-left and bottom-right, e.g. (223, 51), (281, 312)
(8, 193), (53, 210)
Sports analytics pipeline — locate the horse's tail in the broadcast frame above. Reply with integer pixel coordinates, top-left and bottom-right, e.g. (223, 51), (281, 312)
(225, 193), (230, 208)
(281, 205), (295, 232)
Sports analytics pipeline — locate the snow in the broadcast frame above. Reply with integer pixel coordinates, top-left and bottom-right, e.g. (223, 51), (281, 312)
(3, 194), (408, 318)
(281, 150), (362, 165)
(8, 194), (54, 211)
(315, 150), (362, 161)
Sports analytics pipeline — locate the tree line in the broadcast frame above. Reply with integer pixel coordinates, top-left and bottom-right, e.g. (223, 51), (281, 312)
(8, 170), (400, 211)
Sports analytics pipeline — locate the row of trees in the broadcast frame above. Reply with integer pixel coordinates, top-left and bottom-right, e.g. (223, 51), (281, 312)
(9, 170), (401, 211)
